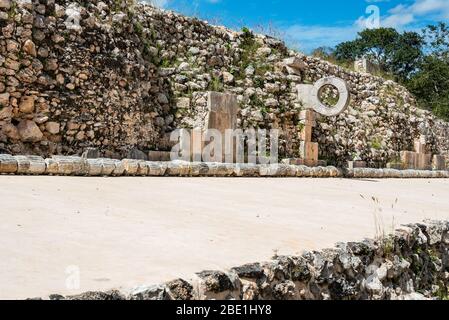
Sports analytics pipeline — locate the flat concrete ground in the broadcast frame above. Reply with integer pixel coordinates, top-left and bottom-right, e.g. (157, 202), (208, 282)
(0, 176), (448, 299)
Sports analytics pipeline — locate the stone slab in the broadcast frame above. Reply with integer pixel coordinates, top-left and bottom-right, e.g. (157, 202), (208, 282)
(299, 141), (319, 163)
(148, 151), (171, 162)
(432, 155), (446, 171)
(14, 155), (46, 175)
(0, 154), (17, 174)
(206, 92), (238, 133)
(348, 161), (367, 169)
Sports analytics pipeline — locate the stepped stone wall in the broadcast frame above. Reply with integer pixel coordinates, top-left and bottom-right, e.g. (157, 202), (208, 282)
(32, 220), (449, 300)
(0, 0), (449, 166)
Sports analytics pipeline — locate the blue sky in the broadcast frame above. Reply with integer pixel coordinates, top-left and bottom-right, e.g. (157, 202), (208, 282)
(144, 0), (449, 53)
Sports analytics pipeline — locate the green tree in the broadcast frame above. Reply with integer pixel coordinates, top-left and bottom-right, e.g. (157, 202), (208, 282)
(334, 28), (424, 81)
(407, 23), (449, 120)
(423, 22), (449, 59)
(408, 56), (449, 119)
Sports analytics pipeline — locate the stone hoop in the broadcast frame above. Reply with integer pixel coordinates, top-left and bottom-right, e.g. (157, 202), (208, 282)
(310, 77), (350, 117)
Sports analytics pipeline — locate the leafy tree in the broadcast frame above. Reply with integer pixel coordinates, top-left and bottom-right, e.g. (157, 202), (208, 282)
(390, 31), (424, 81)
(408, 56), (449, 119)
(311, 46), (335, 60)
(423, 22), (449, 59)
(334, 28), (424, 81)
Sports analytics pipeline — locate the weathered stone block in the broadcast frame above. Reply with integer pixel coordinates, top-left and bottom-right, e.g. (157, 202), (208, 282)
(0, 154), (17, 174)
(82, 147), (100, 159)
(189, 162), (210, 176)
(85, 159), (103, 176)
(432, 155), (446, 171)
(348, 161), (367, 169)
(17, 120), (43, 142)
(299, 109), (316, 122)
(300, 125), (312, 142)
(45, 158), (59, 175)
(204, 162), (234, 177)
(281, 158), (304, 165)
(14, 155), (46, 175)
(387, 162), (403, 170)
(121, 159), (139, 176)
(148, 151), (171, 162)
(147, 161), (168, 176)
(112, 160), (125, 176)
(416, 153), (432, 170)
(166, 161), (190, 176)
(400, 151), (417, 170)
(299, 141), (318, 164)
(136, 161), (149, 176)
(234, 163), (259, 177)
(101, 159), (117, 176)
(206, 92), (238, 133)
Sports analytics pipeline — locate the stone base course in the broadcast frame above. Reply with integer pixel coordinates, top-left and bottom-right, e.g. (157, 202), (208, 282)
(1, 154), (449, 178)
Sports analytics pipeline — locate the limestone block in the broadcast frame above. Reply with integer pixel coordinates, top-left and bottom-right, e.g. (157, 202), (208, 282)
(206, 92), (238, 133)
(348, 161), (367, 169)
(432, 155), (446, 171)
(17, 120), (43, 142)
(281, 158), (304, 165)
(283, 57), (306, 75)
(400, 151), (417, 170)
(387, 163), (403, 170)
(112, 160), (125, 176)
(0, 154), (17, 174)
(416, 153), (432, 170)
(85, 159), (103, 176)
(166, 161), (190, 176)
(14, 155), (46, 175)
(258, 164), (272, 177)
(296, 165), (310, 178)
(299, 109), (316, 122)
(234, 163), (259, 177)
(50, 156), (74, 175)
(136, 161), (149, 176)
(121, 159), (139, 176)
(147, 161), (168, 176)
(309, 166), (325, 178)
(297, 84), (314, 109)
(414, 140), (427, 154)
(327, 166), (342, 178)
(285, 165), (299, 177)
(300, 125), (313, 142)
(189, 162), (209, 176)
(148, 151), (171, 162)
(18, 96), (36, 114)
(101, 159), (117, 176)
(82, 147), (99, 159)
(45, 158), (59, 175)
(300, 141), (318, 163)
(205, 163), (234, 177)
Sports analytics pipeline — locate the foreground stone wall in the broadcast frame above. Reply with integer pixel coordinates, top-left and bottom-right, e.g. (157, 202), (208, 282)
(33, 220), (449, 300)
(1, 154), (449, 178)
(0, 0), (449, 166)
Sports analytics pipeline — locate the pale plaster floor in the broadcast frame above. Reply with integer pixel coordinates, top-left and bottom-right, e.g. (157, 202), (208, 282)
(0, 176), (448, 299)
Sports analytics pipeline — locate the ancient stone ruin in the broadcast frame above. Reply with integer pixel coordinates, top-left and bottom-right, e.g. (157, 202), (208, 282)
(0, 0), (447, 172)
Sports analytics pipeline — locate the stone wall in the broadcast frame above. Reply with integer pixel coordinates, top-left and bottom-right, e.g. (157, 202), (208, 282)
(33, 220), (449, 300)
(0, 0), (449, 166)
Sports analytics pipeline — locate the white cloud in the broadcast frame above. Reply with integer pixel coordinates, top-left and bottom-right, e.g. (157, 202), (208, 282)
(284, 0), (449, 53)
(284, 23), (361, 53)
(379, 0), (449, 28)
